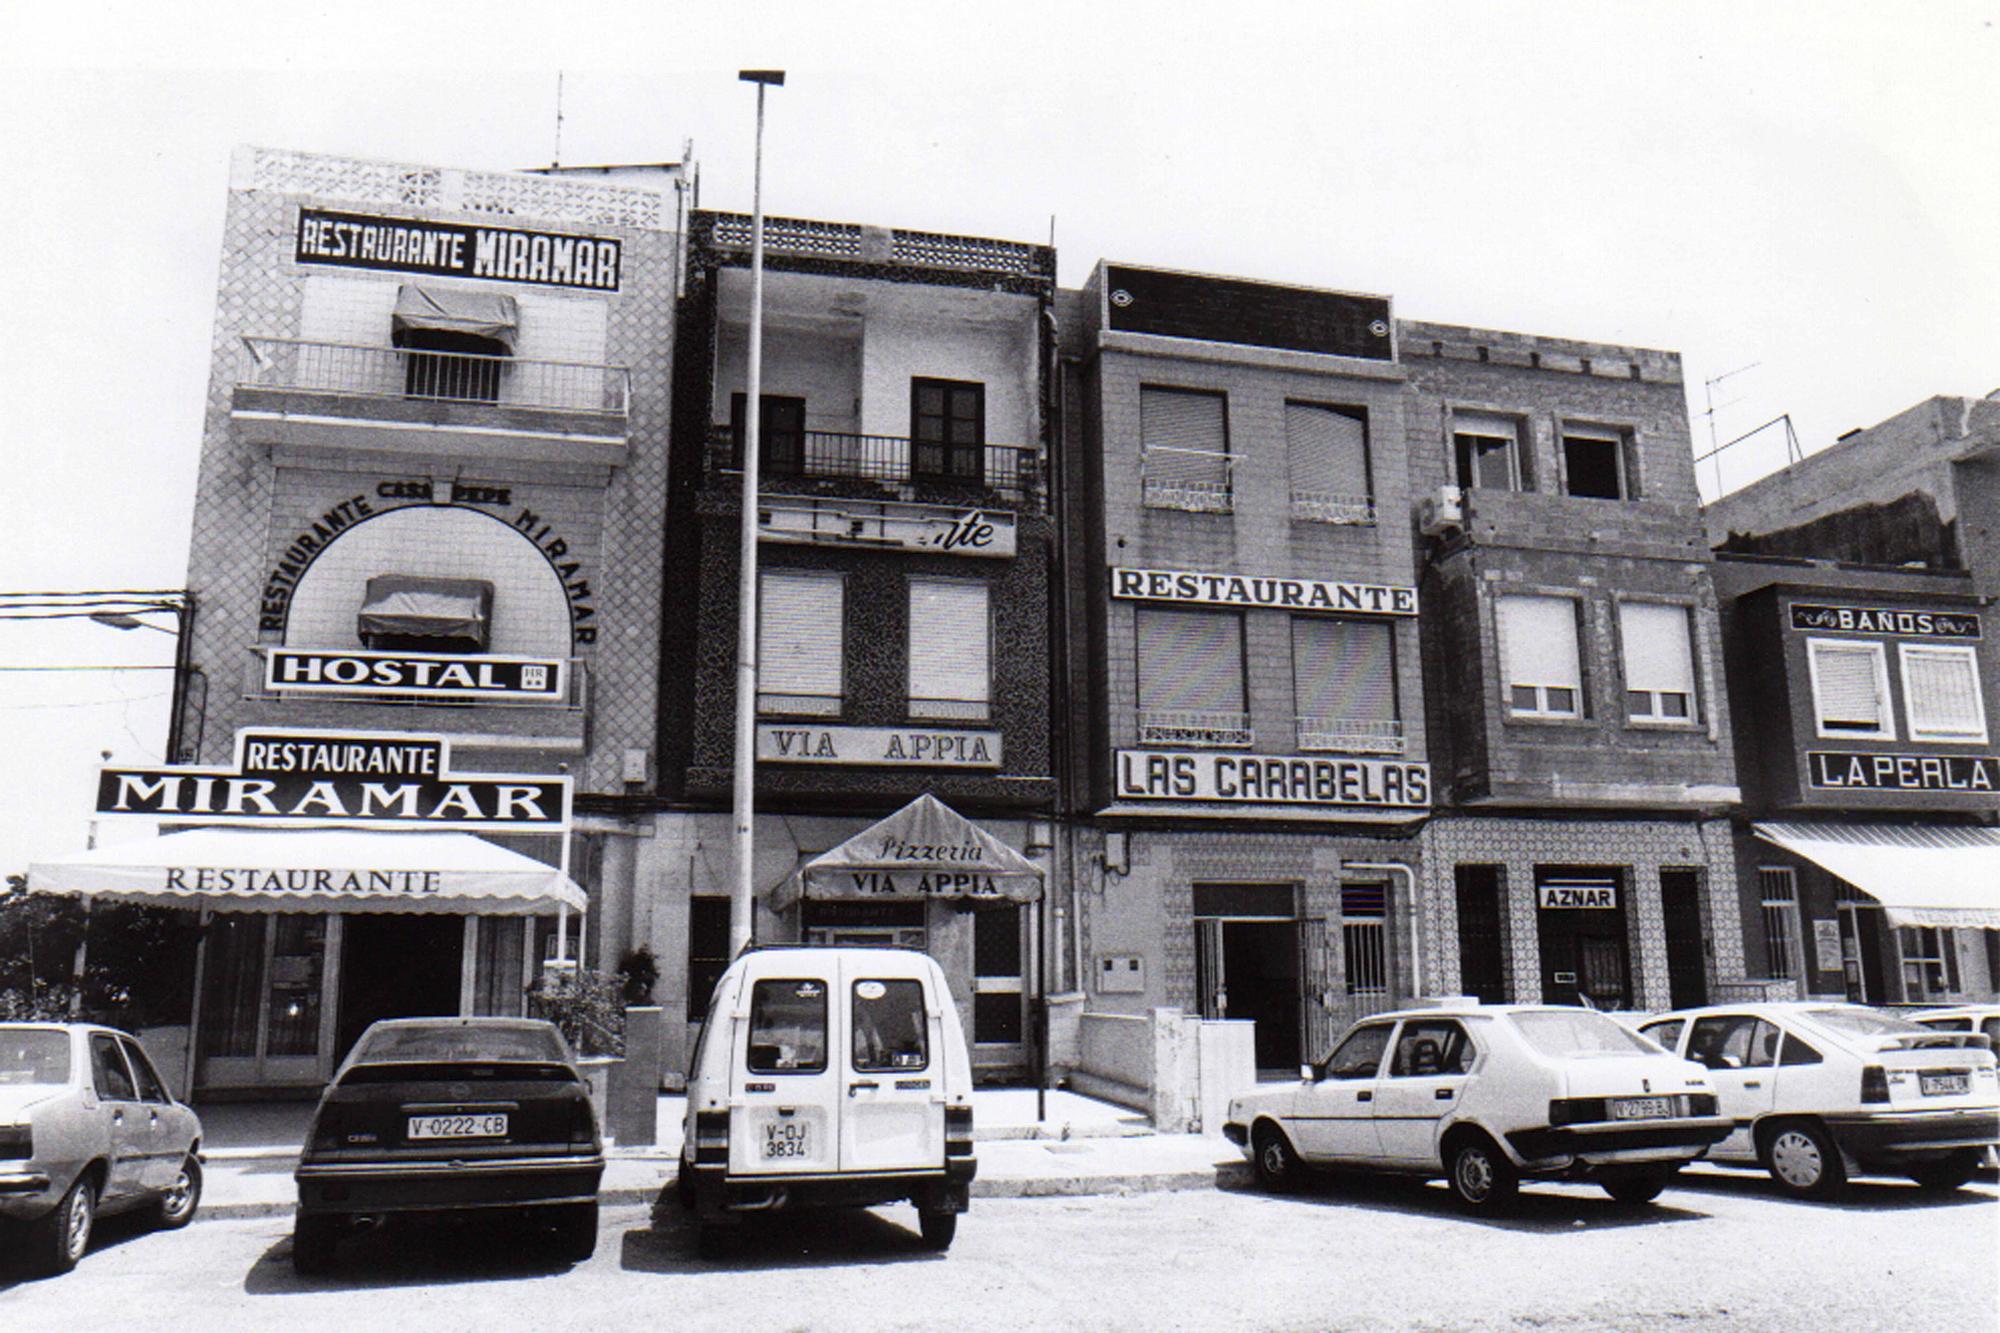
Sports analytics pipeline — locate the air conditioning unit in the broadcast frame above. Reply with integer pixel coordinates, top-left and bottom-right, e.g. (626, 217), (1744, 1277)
(1419, 484), (1465, 536)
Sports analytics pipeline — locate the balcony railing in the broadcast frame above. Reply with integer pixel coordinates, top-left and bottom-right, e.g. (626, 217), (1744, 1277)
(1296, 717), (1406, 755)
(1141, 447), (1235, 513)
(710, 428), (1038, 500)
(241, 337), (630, 415)
(757, 691), (843, 718)
(1137, 709), (1253, 748)
(910, 698), (992, 722)
(1290, 490), (1377, 526)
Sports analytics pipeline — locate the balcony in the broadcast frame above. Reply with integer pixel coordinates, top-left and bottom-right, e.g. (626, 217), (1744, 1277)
(1296, 716), (1406, 755)
(1137, 709), (1254, 748)
(232, 337), (632, 477)
(1141, 447), (1235, 514)
(1290, 489), (1377, 526)
(709, 428), (1039, 503)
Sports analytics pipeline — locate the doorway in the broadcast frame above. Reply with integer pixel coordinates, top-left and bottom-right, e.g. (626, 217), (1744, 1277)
(1193, 884), (1302, 1074)
(1660, 869), (1709, 1009)
(1534, 868), (1631, 1009)
(335, 914), (465, 1063)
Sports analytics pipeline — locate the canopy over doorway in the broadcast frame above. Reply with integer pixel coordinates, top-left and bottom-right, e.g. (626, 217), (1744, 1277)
(1753, 822), (2000, 929)
(771, 793), (1044, 911)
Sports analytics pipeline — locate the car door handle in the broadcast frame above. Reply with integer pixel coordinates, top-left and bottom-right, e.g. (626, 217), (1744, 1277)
(1743, 1080), (1762, 1089)
(1435, 1088), (1455, 1101)
(848, 1082), (879, 1097)
(1356, 1091), (1372, 1103)
(111, 1110), (124, 1124)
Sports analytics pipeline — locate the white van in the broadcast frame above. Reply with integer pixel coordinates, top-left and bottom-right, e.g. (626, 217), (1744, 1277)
(676, 946), (977, 1249)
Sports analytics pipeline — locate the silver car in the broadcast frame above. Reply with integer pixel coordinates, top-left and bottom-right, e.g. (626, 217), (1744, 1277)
(0, 1023), (204, 1273)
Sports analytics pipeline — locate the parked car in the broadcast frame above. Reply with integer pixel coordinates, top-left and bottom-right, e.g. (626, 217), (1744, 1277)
(1223, 1005), (1729, 1211)
(678, 946), (977, 1251)
(0, 1022), (203, 1275)
(1911, 1004), (2000, 1048)
(291, 1017), (604, 1274)
(1639, 1002), (2000, 1197)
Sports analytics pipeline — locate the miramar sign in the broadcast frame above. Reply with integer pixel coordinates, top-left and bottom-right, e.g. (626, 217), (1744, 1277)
(1111, 567), (1417, 616)
(296, 208), (622, 291)
(95, 729), (570, 832)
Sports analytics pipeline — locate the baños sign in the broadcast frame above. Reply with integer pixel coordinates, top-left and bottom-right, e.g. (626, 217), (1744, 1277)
(296, 208), (621, 291)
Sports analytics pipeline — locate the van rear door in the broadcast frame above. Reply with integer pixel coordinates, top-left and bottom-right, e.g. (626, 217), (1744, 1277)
(730, 972), (841, 1176)
(839, 959), (945, 1174)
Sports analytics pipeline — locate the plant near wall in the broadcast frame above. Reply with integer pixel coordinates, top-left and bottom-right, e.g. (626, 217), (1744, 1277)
(616, 947), (660, 1006)
(528, 967), (626, 1058)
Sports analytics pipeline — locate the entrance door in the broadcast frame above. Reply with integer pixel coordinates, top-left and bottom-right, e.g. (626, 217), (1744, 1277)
(971, 905), (1027, 1064)
(1838, 902), (1887, 1003)
(1193, 884), (1302, 1074)
(730, 392), (807, 477)
(1535, 868), (1631, 1008)
(335, 914), (465, 1063)
(1453, 865), (1508, 1003)
(196, 912), (334, 1090)
(1660, 869), (1710, 1010)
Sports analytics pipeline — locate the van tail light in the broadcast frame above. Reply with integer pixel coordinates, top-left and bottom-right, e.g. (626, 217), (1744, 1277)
(944, 1103), (974, 1157)
(693, 1110), (730, 1166)
(1860, 1065), (1891, 1104)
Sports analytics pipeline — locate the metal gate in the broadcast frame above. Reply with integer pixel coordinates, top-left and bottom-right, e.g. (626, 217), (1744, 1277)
(1341, 881), (1393, 1022)
(1299, 918), (1334, 1064)
(1195, 917), (1225, 1019)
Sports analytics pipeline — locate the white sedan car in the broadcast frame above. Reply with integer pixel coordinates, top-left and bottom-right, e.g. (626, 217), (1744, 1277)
(1639, 1003), (1999, 1198)
(1224, 1005), (1729, 1210)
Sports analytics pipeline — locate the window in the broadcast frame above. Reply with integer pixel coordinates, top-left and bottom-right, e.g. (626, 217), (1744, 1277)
(1342, 881), (1389, 999)
(1757, 867), (1803, 981)
(1639, 1018), (1684, 1052)
(1899, 926), (1958, 1001)
(759, 570), (843, 716)
(89, 1034), (137, 1101)
(1497, 594), (1583, 718)
(1807, 639), (1893, 739)
(730, 392), (807, 477)
(1388, 1020), (1473, 1077)
(908, 579), (990, 721)
(1292, 617), (1399, 752)
(1510, 1010), (1654, 1057)
(1452, 412), (1526, 491)
(1685, 1015), (1780, 1071)
(1619, 601), (1697, 722)
(1135, 607), (1249, 745)
(1562, 424), (1632, 499)
(911, 378), (985, 485)
(121, 1038), (172, 1104)
(1140, 386), (1231, 511)
(687, 897), (732, 1021)
(1901, 644), (1988, 743)
(1322, 1023), (1393, 1079)
(852, 979), (929, 1072)
(1779, 1032), (1824, 1066)
(1287, 402), (1372, 523)
(746, 979), (828, 1074)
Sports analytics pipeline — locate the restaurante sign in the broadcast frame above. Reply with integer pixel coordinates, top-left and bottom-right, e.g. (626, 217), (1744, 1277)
(1111, 567), (1417, 616)
(296, 208), (622, 291)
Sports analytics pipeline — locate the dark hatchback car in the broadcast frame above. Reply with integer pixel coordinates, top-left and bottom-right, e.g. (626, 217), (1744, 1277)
(291, 1018), (604, 1273)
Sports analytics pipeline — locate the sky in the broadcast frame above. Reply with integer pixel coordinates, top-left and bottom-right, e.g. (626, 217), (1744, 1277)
(1, 1), (1996, 873)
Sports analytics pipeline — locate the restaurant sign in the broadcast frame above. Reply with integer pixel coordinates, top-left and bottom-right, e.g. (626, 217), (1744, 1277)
(1807, 751), (2000, 793)
(1790, 604), (1980, 639)
(1111, 567), (1416, 616)
(1115, 749), (1430, 808)
(759, 498), (1017, 559)
(757, 724), (1001, 768)
(95, 729), (570, 831)
(264, 648), (568, 702)
(296, 208), (621, 291)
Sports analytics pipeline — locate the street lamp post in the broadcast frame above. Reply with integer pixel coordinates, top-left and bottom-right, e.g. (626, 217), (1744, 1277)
(731, 69), (785, 958)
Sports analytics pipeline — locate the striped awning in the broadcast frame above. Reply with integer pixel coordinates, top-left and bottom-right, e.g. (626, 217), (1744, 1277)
(1753, 822), (2000, 929)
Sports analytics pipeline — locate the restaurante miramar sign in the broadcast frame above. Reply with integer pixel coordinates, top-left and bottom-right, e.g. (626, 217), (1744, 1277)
(296, 208), (622, 291)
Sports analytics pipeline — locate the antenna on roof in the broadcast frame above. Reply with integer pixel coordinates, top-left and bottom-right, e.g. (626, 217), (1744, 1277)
(1698, 362), (1761, 497)
(552, 71), (566, 169)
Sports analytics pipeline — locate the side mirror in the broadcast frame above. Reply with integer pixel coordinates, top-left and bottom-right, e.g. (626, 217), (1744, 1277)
(1299, 1063), (1316, 1083)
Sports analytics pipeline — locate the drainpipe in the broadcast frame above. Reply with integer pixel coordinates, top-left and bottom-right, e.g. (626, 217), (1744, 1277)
(1340, 861), (1421, 999)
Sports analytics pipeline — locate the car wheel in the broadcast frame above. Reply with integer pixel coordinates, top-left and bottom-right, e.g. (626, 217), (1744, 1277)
(1251, 1123), (1304, 1193)
(290, 1214), (340, 1275)
(153, 1154), (203, 1230)
(917, 1208), (958, 1251)
(31, 1173), (96, 1275)
(554, 1201), (598, 1263)
(1600, 1167), (1675, 1206)
(1906, 1148), (1983, 1193)
(1760, 1120), (1847, 1200)
(1446, 1135), (1518, 1212)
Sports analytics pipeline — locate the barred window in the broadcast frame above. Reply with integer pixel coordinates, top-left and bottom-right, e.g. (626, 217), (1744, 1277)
(1808, 639), (1892, 738)
(1900, 644), (1987, 743)
(759, 570), (843, 716)
(1757, 867), (1801, 981)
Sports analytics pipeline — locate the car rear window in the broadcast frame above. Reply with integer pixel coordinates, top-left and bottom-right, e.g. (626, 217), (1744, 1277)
(748, 979), (828, 1074)
(353, 1024), (568, 1064)
(1797, 1007), (1930, 1040)
(1511, 1010), (1656, 1058)
(0, 1031), (70, 1086)
(853, 979), (928, 1072)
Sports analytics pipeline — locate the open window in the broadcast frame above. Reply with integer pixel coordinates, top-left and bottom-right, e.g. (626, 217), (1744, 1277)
(357, 575), (494, 655)
(1561, 423), (1635, 500)
(1452, 411), (1527, 491)
(393, 285), (517, 403)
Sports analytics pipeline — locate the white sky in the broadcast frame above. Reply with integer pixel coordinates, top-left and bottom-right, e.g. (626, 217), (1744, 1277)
(2, 1), (1995, 874)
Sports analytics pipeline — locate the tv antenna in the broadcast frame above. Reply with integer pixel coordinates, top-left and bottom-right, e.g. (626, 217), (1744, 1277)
(1699, 362), (1760, 497)
(552, 71), (566, 169)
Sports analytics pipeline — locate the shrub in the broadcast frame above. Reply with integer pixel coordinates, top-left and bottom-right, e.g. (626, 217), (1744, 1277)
(527, 967), (626, 1058)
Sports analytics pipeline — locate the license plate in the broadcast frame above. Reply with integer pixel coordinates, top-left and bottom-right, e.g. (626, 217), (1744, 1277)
(407, 1113), (508, 1140)
(763, 1120), (810, 1160)
(1920, 1072), (1970, 1097)
(1612, 1097), (1675, 1120)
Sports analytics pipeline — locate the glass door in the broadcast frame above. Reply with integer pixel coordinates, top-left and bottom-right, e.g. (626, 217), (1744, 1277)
(195, 912), (334, 1091)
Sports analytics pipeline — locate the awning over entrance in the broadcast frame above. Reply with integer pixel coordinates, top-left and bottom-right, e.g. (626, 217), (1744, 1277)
(392, 284), (519, 348)
(27, 827), (585, 915)
(1753, 822), (2000, 928)
(357, 575), (494, 648)
(771, 793), (1043, 911)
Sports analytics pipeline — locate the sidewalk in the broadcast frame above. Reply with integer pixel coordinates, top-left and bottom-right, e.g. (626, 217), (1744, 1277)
(192, 1088), (1250, 1221)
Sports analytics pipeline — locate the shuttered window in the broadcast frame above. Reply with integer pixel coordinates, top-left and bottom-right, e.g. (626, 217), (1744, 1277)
(908, 578), (990, 720)
(1900, 644), (1987, 743)
(1140, 386), (1230, 505)
(759, 570), (843, 715)
(1496, 594), (1583, 718)
(1619, 601), (1697, 722)
(1287, 402), (1371, 521)
(1136, 608), (1247, 745)
(1808, 639), (1891, 738)
(1293, 618), (1399, 752)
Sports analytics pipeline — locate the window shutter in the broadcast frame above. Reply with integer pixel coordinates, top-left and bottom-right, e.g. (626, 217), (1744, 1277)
(1903, 646), (1984, 738)
(1136, 609), (1243, 712)
(1292, 618), (1395, 721)
(1286, 403), (1369, 498)
(909, 579), (990, 707)
(1496, 595), (1582, 690)
(1141, 388), (1228, 486)
(759, 571), (843, 701)
(1618, 602), (1695, 695)
(1811, 642), (1885, 729)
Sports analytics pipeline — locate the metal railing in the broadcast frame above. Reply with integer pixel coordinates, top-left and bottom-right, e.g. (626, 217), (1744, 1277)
(1296, 717), (1406, 754)
(1290, 490), (1377, 526)
(244, 649), (589, 711)
(757, 691), (843, 718)
(241, 337), (630, 415)
(704, 212), (1053, 279)
(710, 428), (1038, 499)
(1137, 709), (1253, 748)
(909, 697), (992, 722)
(1141, 447), (1235, 513)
